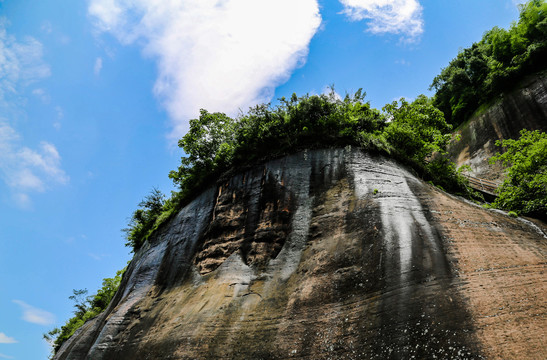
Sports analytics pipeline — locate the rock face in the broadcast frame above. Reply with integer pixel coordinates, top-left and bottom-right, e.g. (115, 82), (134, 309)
(448, 72), (547, 181)
(54, 148), (547, 360)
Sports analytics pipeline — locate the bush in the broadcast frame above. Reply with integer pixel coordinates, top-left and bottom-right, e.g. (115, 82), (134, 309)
(44, 269), (125, 355)
(123, 188), (166, 252)
(490, 129), (547, 218)
(132, 90), (472, 253)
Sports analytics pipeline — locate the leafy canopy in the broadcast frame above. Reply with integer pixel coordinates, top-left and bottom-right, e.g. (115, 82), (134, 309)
(431, 0), (547, 126)
(169, 89), (388, 199)
(128, 90), (470, 254)
(490, 129), (547, 218)
(123, 188), (166, 252)
(383, 95), (452, 164)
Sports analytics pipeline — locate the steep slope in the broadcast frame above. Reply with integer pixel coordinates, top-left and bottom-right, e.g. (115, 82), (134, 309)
(448, 72), (547, 181)
(54, 148), (546, 359)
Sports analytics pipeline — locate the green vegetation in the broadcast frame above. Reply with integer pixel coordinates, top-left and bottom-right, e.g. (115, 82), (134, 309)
(169, 90), (468, 208)
(430, 0), (547, 126)
(490, 129), (547, 219)
(123, 187), (170, 251)
(44, 269), (125, 355)
(153, 90), (469, 255)
(49, 2), (547, 354)
(428, 0), (547, 218)
(168, 89), (386, 199)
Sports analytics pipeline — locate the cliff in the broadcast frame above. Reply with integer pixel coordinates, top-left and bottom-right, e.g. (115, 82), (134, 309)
(54, 148), (547, 359)
(448, 72), (547, 181)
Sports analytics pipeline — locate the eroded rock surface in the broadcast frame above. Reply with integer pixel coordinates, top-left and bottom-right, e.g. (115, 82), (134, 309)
(448, 72), (547, 181)
(54, 148), (546, 360)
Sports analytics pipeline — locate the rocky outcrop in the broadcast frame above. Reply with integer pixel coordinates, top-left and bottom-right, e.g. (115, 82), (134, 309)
(448, 71), (547, 181)
(54, 148), (547, 359)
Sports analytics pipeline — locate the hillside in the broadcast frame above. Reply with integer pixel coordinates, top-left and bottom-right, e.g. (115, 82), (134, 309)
(448, 71), (547, 181)
(53, 148), (547, 359)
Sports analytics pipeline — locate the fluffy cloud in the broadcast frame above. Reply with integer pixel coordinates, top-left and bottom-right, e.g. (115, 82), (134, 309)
(0, 19), (68, 207)
(88, 0), (322, 138)
(0, 121), (68, 194)
(339, 0), (423, 41)
(0, 333), (17, 344)
(12, 300), (56, 326)
(0, 18), (51, 104)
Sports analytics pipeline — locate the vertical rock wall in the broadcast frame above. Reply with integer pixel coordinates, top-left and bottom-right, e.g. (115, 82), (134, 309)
(54, 148), (547, 359)
(448, 72), (547, 180)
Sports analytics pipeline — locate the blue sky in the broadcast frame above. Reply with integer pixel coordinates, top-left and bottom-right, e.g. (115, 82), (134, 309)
(0, 0), (523, 358)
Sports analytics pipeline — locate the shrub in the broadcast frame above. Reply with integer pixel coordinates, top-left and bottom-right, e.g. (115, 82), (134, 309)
(490, 129), (547, 219)
(44, 269), (125, 355)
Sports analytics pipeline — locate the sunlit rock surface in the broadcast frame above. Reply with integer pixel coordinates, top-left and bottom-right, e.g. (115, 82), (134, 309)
(54, 148), (547, 360)
(449, 71), (547, 181)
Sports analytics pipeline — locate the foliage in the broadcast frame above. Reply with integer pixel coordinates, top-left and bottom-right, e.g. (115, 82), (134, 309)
(127, 90), (471, 253)
(44, 269), (125, 355)
(383, 95), (452, 164)
(123, 188), (167, 252)
(169, 90), (459, 196)
(168, 89), (468, 211)
(169, 89), (387, 199)
(490, 129), (547, 218)
(431, 0), (547, 126)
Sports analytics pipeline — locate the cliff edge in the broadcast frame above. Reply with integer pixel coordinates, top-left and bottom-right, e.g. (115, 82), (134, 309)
(54, 148), (547, 359)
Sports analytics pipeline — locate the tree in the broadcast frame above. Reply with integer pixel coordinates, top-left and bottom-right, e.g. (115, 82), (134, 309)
(68, 289), (89, 317)
(431, 0), (547, 127)
(124, 188), (166, 252)
(169, 110), (236, 189)
(382, 95), (452, 164)
(44, 269), (125, 356)
(490, 129), (547, 218)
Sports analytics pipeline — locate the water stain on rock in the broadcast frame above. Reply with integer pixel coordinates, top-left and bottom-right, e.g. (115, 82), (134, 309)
(53, 148), (546, 360)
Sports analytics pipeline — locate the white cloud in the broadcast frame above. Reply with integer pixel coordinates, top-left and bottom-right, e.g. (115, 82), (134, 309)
(0, 119), (69, 209)
(53, 105), (63, 130)
(88, 252), (109, 261)
(41, 21), (53, 34)
(0, 18), (51, 104)
(0, 333), (17, 344)
(12, 192), (32, 209)
(32, 88), (50, 103)
(0, 20), (68, 206)
(0, 353), (14, 359)
(12, 300), (56, 326)
(395, 58), (410, 65)
(0, 121), (69, 193)
(88, 0), (322, 138)
(339, 0), (423, 41)
(55, 106), (64, 119)
(94, 57), (103, 75)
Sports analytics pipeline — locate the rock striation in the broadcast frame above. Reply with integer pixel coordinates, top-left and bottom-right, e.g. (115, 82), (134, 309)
(54, 148), (547, 359)
(448, 71), (547, 181)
